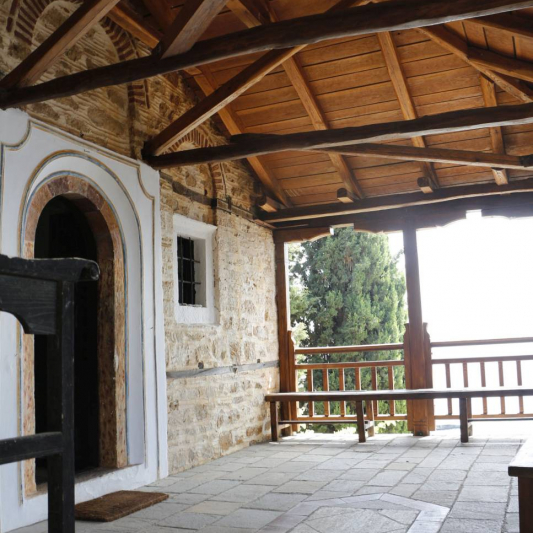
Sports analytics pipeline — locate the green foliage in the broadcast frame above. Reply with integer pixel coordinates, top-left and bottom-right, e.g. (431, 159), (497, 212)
(289, 228), (408, 433)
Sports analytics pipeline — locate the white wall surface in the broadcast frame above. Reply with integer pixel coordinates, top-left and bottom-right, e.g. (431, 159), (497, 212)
(0, 109), (168, 532)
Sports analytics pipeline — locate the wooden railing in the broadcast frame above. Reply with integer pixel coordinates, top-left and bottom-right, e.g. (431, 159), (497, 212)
(431, 337), (533, 420)
(293, 342), (408, 424)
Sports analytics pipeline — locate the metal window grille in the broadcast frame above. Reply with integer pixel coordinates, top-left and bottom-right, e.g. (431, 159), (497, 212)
(177, 236), (201, 305)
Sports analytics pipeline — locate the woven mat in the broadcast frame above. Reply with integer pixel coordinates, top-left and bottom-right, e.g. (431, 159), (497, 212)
(75, 490), (168, 522)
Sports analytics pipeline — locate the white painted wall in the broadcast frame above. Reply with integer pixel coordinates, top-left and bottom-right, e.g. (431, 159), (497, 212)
(0, 109), (168, 532)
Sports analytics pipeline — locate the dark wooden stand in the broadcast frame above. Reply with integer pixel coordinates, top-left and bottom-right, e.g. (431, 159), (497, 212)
(0, 254), (99, 533)
(509, 439), (533, 533)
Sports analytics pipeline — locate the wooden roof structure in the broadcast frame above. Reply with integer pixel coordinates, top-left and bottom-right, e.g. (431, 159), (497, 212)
(2, 0), (533, 230)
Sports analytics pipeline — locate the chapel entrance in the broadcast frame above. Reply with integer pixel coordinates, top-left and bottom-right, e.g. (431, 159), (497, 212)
(34, 196), (100, 483)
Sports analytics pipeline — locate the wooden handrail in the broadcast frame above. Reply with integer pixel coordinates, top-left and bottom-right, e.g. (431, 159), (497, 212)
(431, 354), (533, 365)
(431, 336), (533, 348)
(295, 360), (404, 370)
(294, 343), (403, 354)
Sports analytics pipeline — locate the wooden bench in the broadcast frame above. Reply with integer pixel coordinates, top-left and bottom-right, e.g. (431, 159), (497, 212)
(266, 387), (533, 444)
(509, 439), (533, 533)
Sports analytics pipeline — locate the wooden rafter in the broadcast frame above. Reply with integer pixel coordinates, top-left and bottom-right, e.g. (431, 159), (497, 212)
(469, 48), (533, 84)
(146, 0), (365, 197)
(480, 75), (509, 185)
(318, 143), (529, 171)
(194, 66), (293, 207)
(108, 3), (162, 48)
(3, 0), (533, 108)
(420, 26), (533, 103)
(143, 102), (533, 167)
(377, 31), (439, 193)
(159, 0), (228, 58)
(0, 0), (121, 89)
(140, 0), (174, 31)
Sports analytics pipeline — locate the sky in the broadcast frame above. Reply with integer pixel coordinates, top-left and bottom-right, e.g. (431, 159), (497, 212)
(387, 215), (533, 415)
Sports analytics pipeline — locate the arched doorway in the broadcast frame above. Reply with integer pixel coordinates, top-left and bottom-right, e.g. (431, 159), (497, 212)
(22, 176), (127, 493)
(34, 196), (100, 481)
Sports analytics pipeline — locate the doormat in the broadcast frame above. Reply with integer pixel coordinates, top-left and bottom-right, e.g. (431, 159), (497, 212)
(75, 490), (169, 522)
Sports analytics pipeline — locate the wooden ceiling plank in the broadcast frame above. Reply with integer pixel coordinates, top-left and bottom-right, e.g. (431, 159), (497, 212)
(468, 13), (533, 43)
(4, 0), (533, 107)
(480, 74), (510, 185)
(378, 31), (439, 192)
(194, 66), (293, 206)
(319, 143), (526, 170)
(160, 0), (228, 58)
(143, 102), (533, 167)
(108, 3), (162, 49)
(0, 0), (121, 89)
(420, 26), (533, 103)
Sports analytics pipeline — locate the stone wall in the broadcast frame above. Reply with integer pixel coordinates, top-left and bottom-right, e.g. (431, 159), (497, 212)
(0, 0), (279, 474)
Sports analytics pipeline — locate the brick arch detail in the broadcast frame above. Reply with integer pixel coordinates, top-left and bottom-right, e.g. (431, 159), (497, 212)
(22, 175), (127, 494)
(178, 130), (227, 198)
(9, 0), (147, 108)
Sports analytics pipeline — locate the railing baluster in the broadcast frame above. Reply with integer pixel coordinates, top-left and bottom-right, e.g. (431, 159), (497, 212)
(517, 360), (524, 415)
(371, 367), (378, 416)
(463, 362), (472, 419)
(307, 369), (314, 418)
(445, 363), (452, 415)
(339, 368), (346, 417)
(387, 366), (395, 416)
(499, 361), (506, 415)
(480, 361), (488, 415)
(323, 369), (330, 417)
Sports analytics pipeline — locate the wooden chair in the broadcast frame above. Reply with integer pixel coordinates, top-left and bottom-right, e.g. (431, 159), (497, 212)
(0, 254), (99, 533)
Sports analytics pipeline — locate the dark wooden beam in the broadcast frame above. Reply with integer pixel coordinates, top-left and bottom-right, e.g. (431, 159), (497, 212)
(337, 188), (359, 204)
(160, 0), (228, 58)
(144, 102), (533, 167)
(108, 2), (162, 48)
(257, 195), (285, 212)
(2, 0), (532, 107)
(260, 177), (533, 224)
(469, 47), (533, 84)
(420, 25), (533, 103)
(0, 0), (121, 89)
(320, 143), (529, 170)
(273, 227), (333, 243)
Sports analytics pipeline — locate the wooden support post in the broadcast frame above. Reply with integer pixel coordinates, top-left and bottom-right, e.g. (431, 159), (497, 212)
(270, 401), (279, 442)
(47, 281), (75, 533)
(459, 397), (470, 443)
(274, 242), (293, 435)
(355, 401), (366, 443)
(403, 226), (430, 436)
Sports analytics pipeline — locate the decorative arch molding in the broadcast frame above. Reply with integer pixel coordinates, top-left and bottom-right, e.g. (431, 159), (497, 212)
(8, 0), (147, 108)
(22, 174), (128, 494)
(178, 130), (227, 199)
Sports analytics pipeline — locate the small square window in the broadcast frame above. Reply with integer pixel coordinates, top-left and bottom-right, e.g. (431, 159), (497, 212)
(177, 236), (202, 306)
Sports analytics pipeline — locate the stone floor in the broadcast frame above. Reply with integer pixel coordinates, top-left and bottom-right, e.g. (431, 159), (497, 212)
(14, 428), (528, 533)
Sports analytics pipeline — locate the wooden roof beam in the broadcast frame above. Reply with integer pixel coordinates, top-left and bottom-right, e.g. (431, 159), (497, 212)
(480, 74), (509, 185)
(469, 48), (533, 84)
(143, 102), (533, 167)
(261, 178), (533, 225)
(140, 0), (174, 31)
(320, 143), (529, 171)
(420, 26), (533, 103)
(377, 31), (439, 193)
(0, 0), (121, 89)
(108, 2), (162, 48)
(159, 0), (228, 58)
(3, 0), (533, 107)
(193, 66), (293, 206)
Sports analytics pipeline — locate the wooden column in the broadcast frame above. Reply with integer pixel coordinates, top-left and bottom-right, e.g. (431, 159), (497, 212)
(403, 225), (431, 436)
(274, 242), (293, 435)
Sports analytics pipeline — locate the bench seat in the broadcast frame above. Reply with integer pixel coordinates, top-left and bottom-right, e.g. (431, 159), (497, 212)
(266, 386), (533, 443)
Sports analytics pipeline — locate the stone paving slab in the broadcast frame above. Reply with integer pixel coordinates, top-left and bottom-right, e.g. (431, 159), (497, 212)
(12, 432), (528, 533)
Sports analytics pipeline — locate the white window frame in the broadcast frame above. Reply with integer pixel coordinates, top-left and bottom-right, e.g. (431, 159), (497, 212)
(173, 213), (217, 324)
